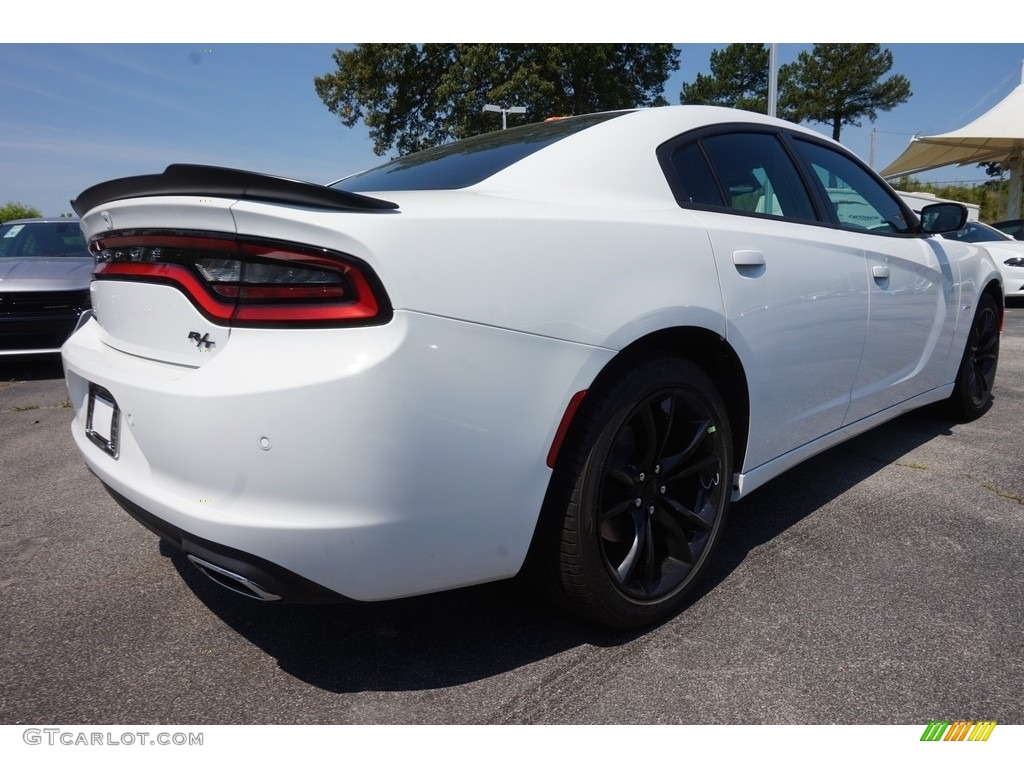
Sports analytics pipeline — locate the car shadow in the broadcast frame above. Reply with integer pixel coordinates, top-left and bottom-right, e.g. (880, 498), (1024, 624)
(0, 354), (64, 382)
(167, 402), (961, 694)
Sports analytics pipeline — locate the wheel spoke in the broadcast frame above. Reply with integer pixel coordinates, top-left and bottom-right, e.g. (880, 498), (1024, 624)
(656, 392), (678, 457)
(600, 496), (638, 522)
(614, 510), (645, 584)
(978, 366), (996, 394)
(642, 515), (656, 587)
(659, 419), (712, 481)
(658, 493), (712, 532)
(634, 398), (660, 470)
(654, 505), (695, 564)
(663, 453), (719, 485)
(605, 467), (636, 488)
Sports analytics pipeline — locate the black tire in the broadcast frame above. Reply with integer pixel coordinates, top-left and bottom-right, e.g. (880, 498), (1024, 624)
(532, 355), (733, 628)
(948, 292), (1000, 420)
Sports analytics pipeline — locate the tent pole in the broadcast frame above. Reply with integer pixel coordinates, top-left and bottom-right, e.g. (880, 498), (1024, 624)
(1008, 155), (1024, 221)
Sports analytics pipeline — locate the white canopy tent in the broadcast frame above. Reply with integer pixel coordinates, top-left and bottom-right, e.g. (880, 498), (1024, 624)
(880, 69), (1024, 220)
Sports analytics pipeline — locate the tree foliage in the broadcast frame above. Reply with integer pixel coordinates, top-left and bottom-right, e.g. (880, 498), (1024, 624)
(778, 44), (911, 141)
(314, 44), (680, 156)
(679, 44), (771, 114)
(0, 201), (42, 223)
(979, 162), (1005, 178)
(894, 175), (1006, 222)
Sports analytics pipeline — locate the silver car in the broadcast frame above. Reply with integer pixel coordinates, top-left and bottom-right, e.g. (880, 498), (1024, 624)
(0, 218), (92, 355)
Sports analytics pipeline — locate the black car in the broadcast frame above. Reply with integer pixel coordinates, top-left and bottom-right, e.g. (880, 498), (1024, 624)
(991, 218), (1024, 240)
(0, 218), (92, 355)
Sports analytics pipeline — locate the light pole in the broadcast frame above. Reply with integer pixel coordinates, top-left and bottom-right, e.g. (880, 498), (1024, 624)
(482, 104), (526, 130)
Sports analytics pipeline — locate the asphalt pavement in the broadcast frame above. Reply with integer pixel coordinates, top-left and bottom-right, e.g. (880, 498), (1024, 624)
(1, 309), (1022, 725)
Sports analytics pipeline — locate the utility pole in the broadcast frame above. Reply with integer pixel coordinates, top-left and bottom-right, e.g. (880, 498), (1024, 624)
(482, 104), (526, 130)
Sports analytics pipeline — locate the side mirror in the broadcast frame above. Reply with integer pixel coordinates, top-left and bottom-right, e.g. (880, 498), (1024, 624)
(920, 202), (968, 234)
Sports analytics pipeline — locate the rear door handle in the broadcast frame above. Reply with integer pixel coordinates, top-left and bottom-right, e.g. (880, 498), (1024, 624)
(872, 265), (890, 280)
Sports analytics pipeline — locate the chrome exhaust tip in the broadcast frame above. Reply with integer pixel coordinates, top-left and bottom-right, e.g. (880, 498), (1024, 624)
(186, 554), (283, 602)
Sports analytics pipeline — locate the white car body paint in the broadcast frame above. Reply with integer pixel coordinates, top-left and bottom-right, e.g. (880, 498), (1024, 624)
(63, 106), (1003, 603)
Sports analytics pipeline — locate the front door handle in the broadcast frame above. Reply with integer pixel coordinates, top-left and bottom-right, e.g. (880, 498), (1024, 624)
(733, 250), (766, 267)
(872, 265), (891, 281)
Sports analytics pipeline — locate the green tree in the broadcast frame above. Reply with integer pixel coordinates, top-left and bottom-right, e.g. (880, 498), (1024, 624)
(314, 44), (680, 156)
(893, 175), (1004, 222)
(0, 201), (42, 223)
(680, 44), (770, 113)
(979, 162), (1005, 178)
(779, 44), (911, 141)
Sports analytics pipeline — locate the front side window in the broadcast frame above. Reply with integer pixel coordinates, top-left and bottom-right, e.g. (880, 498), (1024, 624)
(792, 139), (911, 235)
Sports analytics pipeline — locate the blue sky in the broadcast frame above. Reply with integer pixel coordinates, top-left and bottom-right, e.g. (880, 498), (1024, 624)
(2, 42), (1022, 217)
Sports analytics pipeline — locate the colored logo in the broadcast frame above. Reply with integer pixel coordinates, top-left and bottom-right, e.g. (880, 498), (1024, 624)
(920, 720), (996, 742)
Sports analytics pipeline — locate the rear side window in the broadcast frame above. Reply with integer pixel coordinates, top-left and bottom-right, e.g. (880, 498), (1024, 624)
(334, 112), (627, 192)
(666, 143), (722, 207)
(663, 131), (817, 223)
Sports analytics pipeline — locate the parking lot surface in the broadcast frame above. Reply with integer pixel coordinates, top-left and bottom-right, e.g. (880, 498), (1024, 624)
(1, 309), (1022, 725)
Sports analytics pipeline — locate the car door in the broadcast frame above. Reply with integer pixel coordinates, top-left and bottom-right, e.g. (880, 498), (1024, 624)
(789, 137), (958, 423)
(660, 129), (870, 472)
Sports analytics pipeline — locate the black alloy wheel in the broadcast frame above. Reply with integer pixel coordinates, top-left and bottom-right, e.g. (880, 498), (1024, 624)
(950, 293), (1000, 419)
(534, 355), (733, 628)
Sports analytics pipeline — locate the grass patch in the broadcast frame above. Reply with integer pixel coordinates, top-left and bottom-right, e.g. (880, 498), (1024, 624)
(981, 482), (1024, 506)
(895, 460), (928, 471)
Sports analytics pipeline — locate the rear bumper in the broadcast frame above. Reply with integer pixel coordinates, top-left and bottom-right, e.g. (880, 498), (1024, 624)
(102, 481), (345, 602)
(63, 310), (611, 602)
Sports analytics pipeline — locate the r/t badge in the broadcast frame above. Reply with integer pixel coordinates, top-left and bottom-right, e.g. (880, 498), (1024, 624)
(188, 331), (215, 350)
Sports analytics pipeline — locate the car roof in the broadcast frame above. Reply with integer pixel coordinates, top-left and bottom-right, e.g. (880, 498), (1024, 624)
(473, 105), (838, 205)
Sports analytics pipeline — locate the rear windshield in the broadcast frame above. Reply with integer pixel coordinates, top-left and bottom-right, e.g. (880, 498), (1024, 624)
(333, 112), (626, 192)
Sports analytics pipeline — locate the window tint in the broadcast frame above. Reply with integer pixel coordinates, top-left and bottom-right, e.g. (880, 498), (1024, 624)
(941, 221), (1011, 243)
(0, 221), (88, 258)
(698, 132), (817, 222)
(792, 139), (911, 234)
(999, 221), (1023, 238)
(334, 112), (626, 192)
(667, 143), (723, 207)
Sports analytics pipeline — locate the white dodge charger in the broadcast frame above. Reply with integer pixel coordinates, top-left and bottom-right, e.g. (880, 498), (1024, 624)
(62, 106), (1003, 628)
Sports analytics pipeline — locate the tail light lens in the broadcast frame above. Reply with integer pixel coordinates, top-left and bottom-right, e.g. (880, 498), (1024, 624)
(91, 232), (390, 327)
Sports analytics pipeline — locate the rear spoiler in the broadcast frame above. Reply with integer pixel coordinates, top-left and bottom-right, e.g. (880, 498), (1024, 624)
(71, 164), (399, 217)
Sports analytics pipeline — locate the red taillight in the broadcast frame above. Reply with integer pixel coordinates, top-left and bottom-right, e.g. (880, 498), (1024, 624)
(91, 232), (389, 327)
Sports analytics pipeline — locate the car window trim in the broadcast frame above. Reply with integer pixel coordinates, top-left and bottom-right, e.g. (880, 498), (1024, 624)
(658, 123), (923, 238)
(658, 123), (829, 227)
